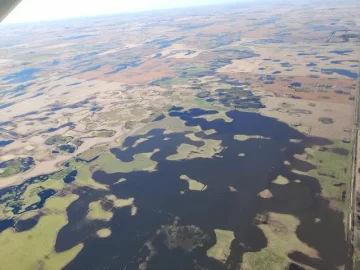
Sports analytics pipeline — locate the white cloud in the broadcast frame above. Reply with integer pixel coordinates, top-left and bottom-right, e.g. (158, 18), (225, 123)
(3, 0), (249, 24)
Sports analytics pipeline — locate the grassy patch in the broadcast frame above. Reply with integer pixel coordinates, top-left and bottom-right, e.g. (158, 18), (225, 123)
(234, 135), (268, 141)
(93, 151), (157, 173)
(207, 229), (234, 262)
(149, 77), (188, 87)
(89, 130), (116, 138)
(87, 201), (113, 221)
(0, 194), (82, 270)
(272, 175), (289, 185)
(0, 157), (35, 178)
(78, 144), (108, 162)
(167, 144), (199, 161)
(243, 213), (315, 270)
(303, 140), (352, 209)
(45, 135), (72, 146)
(180, 175), (207, 191)
(96, 228), (111, 238)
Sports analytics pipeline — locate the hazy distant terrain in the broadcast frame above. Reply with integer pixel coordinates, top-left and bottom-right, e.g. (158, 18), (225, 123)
(0, 1), (359, 269)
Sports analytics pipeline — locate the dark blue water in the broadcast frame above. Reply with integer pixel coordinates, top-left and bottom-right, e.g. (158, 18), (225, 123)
(59, 145), (76, 153)
(3, 68), (41, 84)
(290, 82), (302, 87)
(169, 108), (218, 121)
(180, 24), (213, 31)
(310, 25), (344, 31)
(0, 140), (14, 147)
(272, 71), (281, 74)
(14, 111), (38, 119)
(330, 61), (342, 64)
(329, 50), (353, 56)
(30, 93), (44, 99)
(90, 105), (103, 112)
(0, 219), (14, 232)
(50, 59), (60, 66)
(185, 50), (196, 55)
(73, 52), (98, 61)
(316, 56), (332, 60)
(0, 157), (35, 174)
(306, 62), (317, 67)
(41, 122), (75, 134)
(0, 102), (15, 110)
(78, 65), (103, 74)
(281, 62), (292, 67)
(57, 109), (345, 270)
(64, 35), (94, 40)
(64, 170), (78, 184)
(321, 69), (359, 79)
(255, 17), (279, 26)
(24, 189), (56, 212)
(169, 106), (184, 111)
(105, 61), (140, 75)
(153, 114), (166, 122)
(335, 90), (350, 95)
(15, 217), (39, 232)
(67, 82), (81, 86)
(152, 37), (184, 49)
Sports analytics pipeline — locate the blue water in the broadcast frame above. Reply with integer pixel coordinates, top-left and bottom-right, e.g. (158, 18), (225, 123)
(78, 65), (103, 74)
(67, 82), (82, 86)
(105, 61), (140, 75)
(64, 35), (94, 40)
(185, 50), (196, 55)
(306, 62), (317, 67)
(0, 102), (15, 110)
(290, 82), (302, 87)
(329, 50), (353, 56)
(50, 60), (60, 66)
(153, 114), (166, 122)
(0, 140), (14, 147)
(321, 69), (359, 79)
(3, 68), (41, 84)
(24, 189), (56, 212)
(0, 219), (14, 232)
(255, 17), (280, 26)
(316, 56), (332, 60)
(310, 25), (344, 31)
(64, 170), (78, 184)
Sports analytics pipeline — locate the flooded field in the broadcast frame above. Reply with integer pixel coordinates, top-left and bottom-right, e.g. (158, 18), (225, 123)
(0, 0), (359, 269)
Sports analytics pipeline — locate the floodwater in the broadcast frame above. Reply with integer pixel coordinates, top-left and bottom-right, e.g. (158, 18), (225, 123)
(321, 68), (359, 79)
(0, 140), (14, 147)
(64, 170), (78, 184)
(52, 109), (346, 270)
(3, 68), (41, 84)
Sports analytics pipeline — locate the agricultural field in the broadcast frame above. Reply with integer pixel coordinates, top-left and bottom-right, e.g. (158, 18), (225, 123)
(0, 0), (359, 269)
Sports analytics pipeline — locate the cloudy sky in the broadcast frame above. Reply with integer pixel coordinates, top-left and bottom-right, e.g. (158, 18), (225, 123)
(3, 0), (253, 24)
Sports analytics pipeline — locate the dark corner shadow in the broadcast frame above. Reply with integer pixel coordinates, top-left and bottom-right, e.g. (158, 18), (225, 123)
(0, 0), (22, 23)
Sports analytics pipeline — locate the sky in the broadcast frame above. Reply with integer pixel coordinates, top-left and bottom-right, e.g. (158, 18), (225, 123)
(3, 0), (251, 24)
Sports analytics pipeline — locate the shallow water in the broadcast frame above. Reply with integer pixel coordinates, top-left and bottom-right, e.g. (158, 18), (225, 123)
(3, 68), (41, 84)
(321, 68), (358, 79)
